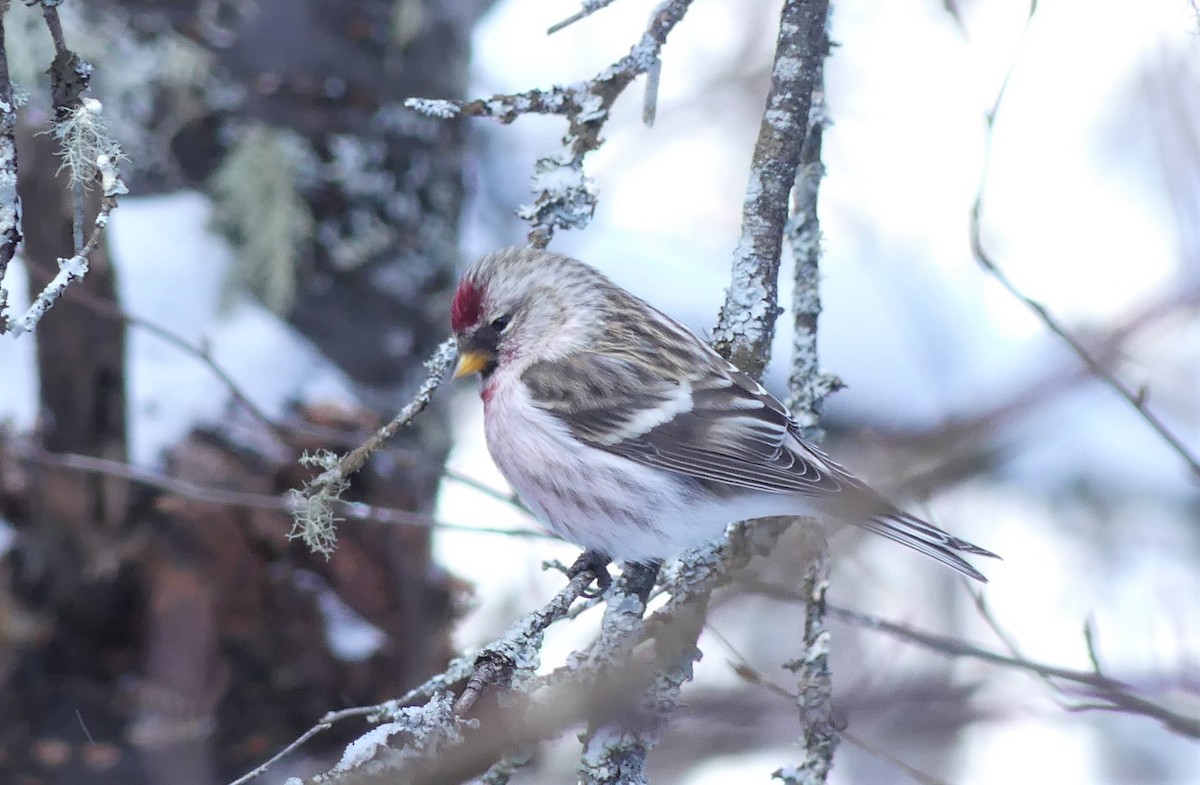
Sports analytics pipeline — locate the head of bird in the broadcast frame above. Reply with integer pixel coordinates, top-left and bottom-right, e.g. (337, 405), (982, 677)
(449, 247), (609, 379)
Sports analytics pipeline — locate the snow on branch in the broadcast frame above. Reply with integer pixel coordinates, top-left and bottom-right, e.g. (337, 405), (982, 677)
(406, 0), (695, 246)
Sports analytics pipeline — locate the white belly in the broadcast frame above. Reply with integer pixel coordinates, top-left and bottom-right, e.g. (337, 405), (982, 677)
(480, 373), (807, 563)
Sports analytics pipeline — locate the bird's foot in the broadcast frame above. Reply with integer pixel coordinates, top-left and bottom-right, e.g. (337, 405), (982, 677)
(567, 549), (612, 599)
(621, 560), (662, 605)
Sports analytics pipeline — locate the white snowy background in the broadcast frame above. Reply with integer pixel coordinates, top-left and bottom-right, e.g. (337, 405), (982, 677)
(2, 0), (1199, 782)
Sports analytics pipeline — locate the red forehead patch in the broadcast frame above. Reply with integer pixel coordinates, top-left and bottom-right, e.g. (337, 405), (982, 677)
(451, 278), (483, 332)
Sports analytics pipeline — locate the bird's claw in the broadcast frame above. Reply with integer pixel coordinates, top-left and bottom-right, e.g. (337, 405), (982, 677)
(567, 549), (612, 598)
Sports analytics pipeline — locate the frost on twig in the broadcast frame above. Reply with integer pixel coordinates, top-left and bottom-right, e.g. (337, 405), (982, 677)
(712, 0), (831, 378)
(406, 0), (696, 245)
(288, 338), (457, 557)
(6, 254), (87, 337)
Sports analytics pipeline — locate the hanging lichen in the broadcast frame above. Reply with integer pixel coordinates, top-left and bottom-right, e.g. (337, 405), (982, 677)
(209, 124), (314, 314)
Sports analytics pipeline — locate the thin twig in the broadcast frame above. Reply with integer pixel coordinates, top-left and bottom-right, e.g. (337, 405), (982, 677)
(13, 262), (526, 511)
(288, 339), (458, 553)
(734, 586), (1200, 740)
(785, 88), (840, 436)
(230, 571), (597, 784)
(970, 0), (1200, 477)
(547, 0), (621, 35)
(29, 448), (551, 540)
(309, 338), (455, 492)
(228, 657), (480, 785)
(837, 731), (954, 785)
(40, 1), (70, 57)
(779, 535), (836, 785)
(721, 635), (952, 785)
(5, 194), (119, 335)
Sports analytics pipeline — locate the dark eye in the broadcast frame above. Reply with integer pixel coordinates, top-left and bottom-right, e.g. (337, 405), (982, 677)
(490, 315), (511, 333)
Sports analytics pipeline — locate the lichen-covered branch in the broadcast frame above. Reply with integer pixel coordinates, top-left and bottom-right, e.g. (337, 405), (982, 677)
(288, 337), (457, 556)
(773, 535), (836, 785)
(3, 184), (121, 336)
(712, 0), (831, 378)
(453, 569), (597, 716)
(406, 0), (695, 246)
(776, 27), (838, 785)
(0, 11), (21, 320)
(0, 0), (128, 337)
(576, 565), (660, 785)
(785, 96), (841, 437)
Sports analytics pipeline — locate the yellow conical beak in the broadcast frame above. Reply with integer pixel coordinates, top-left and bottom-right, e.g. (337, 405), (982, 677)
(454, 350), (491, 378)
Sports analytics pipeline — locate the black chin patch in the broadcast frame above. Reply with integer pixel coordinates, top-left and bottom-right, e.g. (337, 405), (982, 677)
(463, 322), (502, 377)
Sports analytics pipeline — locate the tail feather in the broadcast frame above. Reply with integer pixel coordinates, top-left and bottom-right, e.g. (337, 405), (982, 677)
(853, 511), (999, 583)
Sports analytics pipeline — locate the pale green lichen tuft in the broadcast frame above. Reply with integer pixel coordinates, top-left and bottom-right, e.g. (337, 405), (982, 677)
(210, 124), (314, 314)
(288, 449), (347, 558)
(53, 98), (127, 188)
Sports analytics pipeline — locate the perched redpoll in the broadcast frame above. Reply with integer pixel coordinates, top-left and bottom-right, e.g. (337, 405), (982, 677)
(451, 247), (998, 583)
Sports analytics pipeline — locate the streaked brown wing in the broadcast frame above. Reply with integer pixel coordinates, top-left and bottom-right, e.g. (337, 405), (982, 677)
(522, 351), (851, 498)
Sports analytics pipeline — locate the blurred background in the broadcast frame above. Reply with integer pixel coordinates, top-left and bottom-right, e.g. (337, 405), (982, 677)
(0, 0), (1198, 783)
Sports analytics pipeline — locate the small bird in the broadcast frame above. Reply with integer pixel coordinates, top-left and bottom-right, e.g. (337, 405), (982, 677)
(451, 247), (997, 586)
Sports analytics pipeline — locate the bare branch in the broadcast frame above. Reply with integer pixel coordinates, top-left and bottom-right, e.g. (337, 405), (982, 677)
(970, 2), (1200, 477)
(737, 584), (1200, 740)
(25, 446), (551, 541)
